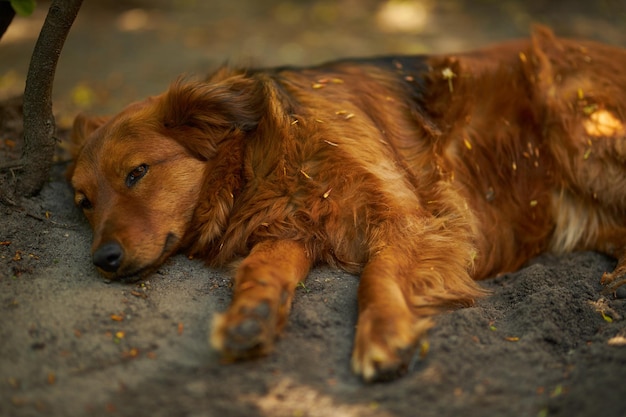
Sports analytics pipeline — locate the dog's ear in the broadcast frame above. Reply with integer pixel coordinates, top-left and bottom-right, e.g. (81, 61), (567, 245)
(71, 113), (110, 147)
(65, 113), (110, 179)
(158, 73), (266, 160)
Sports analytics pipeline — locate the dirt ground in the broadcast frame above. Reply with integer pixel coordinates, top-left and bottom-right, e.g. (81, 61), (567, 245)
(1, 1), (626, 416)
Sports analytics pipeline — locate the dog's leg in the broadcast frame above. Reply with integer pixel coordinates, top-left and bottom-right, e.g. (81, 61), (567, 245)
(351, 238), (483, 382)
(351, 251), (432, 382)
(211, 240), (311, 360)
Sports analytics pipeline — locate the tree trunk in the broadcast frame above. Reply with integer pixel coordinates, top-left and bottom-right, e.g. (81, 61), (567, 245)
(0, 2), (16, 39)
(18, 0), (83, 197)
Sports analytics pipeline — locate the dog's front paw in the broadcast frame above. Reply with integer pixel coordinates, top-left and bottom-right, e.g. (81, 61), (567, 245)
(211, 299), (279, 361)
(351, 309), (432, 382)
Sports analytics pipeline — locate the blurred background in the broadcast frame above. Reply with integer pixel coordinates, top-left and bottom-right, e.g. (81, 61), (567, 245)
(1, 0), (625, 123)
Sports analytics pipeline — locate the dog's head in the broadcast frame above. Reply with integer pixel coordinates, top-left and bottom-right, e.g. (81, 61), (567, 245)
(70, 72), (265, 280)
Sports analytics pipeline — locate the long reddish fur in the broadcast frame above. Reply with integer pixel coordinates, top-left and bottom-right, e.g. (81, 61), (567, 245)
(70, 26), (626, 381)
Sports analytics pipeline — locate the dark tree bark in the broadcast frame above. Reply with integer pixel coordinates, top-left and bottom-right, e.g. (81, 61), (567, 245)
(18, 0), (83, 197)
(0, 2), (16, 39)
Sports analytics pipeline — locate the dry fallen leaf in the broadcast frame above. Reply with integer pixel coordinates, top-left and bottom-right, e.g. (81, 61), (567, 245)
(122, 348), (139, 358)
(550, 384), (564, 398)
(8, 377), (20, 389)
(419, 340), (430, 358)
(71, 84), (96, 108)
(607, 336), (626, 346)
(130, 290), (148, 299)
(589, 297), (622, 321)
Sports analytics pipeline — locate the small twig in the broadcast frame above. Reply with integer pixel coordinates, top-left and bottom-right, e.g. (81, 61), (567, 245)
(0, 159), (25, 170)
(1, 194), (77, 229)
(0, 192), (18, 207)
(25, 212), (77, 229)
(1, 157), (73, 171)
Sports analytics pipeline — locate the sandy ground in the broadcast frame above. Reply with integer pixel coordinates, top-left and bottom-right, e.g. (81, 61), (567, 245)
(1, 1), (626, 416)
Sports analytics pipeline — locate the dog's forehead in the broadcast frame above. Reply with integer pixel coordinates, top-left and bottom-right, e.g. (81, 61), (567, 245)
(80, 99), (160, 156)
(74, 114), (189, 184)
(71, 114), (142, 186)
(76, 118), (128, 164)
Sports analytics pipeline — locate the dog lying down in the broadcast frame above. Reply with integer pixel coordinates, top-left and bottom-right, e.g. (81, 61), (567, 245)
(69, 26), (626, 382)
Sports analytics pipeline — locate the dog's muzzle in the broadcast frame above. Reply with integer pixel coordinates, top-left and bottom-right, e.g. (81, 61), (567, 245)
(93, 241), (124, 273)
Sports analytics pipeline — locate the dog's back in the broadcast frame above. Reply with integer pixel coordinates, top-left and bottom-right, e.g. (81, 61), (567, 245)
(200, 28), (625, 281)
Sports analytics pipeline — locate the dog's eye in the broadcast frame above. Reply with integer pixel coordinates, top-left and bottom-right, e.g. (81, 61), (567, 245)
(77, 196), (92, 210)
(126, 164), (149, 187)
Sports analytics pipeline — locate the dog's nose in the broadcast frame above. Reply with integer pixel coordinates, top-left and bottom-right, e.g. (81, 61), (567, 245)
(93, 241), (124, 272)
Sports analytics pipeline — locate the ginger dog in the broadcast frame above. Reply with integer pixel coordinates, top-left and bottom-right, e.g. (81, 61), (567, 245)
(70, 27), (626, 381)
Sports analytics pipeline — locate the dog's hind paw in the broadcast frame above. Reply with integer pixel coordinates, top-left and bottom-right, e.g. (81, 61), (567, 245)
(351, 309), (432, 382)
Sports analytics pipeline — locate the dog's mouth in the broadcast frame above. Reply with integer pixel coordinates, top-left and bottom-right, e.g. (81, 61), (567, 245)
(95, 233), (180, 282)
(101, 265), (155, 283)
